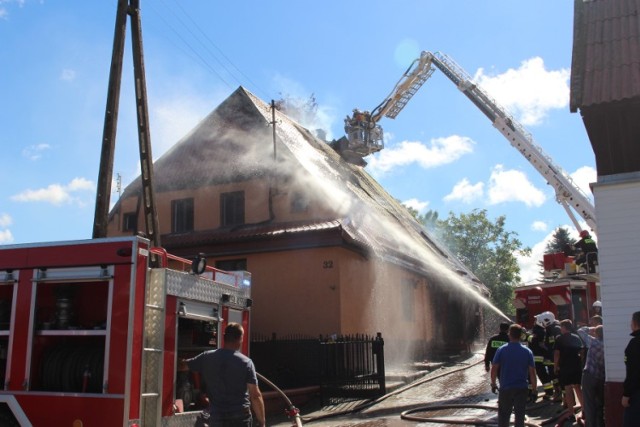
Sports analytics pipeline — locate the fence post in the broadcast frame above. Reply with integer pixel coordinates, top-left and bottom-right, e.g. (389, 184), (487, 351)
(374, 332), (386, 395)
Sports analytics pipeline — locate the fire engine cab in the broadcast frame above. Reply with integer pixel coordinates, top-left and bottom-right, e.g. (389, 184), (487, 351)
(0, 236), (252, 427)
(514, 252), (599, 330)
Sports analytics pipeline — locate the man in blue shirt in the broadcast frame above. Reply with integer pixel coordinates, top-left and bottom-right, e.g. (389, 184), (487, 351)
(491, 324), (537, 427)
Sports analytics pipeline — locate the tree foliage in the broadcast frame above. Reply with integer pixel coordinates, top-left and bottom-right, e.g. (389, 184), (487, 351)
(437, 209), (530, 315)
(544, 226), (576, 254)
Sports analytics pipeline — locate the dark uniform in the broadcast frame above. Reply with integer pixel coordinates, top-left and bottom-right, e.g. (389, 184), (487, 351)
(575, 235), (598, 273)
(623, 329), (640, 427)
(545, 321), (563, 399)
(529, 323), (553, 397)
(485, 331), (509, 372)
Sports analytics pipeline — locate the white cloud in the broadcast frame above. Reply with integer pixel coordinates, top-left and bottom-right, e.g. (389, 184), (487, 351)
(474, 57), (570, 126)
(569, 166), (597, 201)
(517, 230), (554, 285)
(0, 213), (12, 228)
(444, 178), (484, 204)
(487, 165), (546, 207)
(403, 198), (429, 213)
(22, 143), (51, 161)
(60, 68), (76, 81)
(0, 229), (13, 244)
(531, 220), (548, 232)
(0, 8), (7, 19)
(11, 177), (95, 206)
(367, 135), (474, 174)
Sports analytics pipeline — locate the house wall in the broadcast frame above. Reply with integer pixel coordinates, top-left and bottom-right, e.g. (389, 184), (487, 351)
(592, 172), (640, 427)
(108, 176), (337, 236)
(242, 246), (341, 337)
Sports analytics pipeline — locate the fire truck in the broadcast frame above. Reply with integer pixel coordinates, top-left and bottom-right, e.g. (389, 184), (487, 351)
(0, 236), (252, 427)
(513, 252), (600, 329)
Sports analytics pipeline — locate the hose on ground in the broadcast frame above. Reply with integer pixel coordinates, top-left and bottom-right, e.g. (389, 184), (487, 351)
(257, 372), (303, 427)
(401, 403), (539, 426)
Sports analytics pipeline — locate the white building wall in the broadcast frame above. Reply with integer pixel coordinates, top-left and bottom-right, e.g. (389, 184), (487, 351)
(592, 172), (640, 382)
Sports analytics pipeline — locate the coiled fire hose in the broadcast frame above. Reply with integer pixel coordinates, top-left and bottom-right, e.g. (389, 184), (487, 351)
(257, 373), (303, 427)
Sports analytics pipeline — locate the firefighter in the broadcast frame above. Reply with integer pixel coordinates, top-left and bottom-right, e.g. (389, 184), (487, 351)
(574, 230), (598, 273)
(592, 300), (602, 317)
(540, 311), (563, 402)
(484, 322), (510, 372)
(529, 315), (554, 399)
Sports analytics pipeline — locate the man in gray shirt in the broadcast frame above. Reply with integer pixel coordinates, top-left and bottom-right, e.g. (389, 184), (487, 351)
(185, 323), (266, 427)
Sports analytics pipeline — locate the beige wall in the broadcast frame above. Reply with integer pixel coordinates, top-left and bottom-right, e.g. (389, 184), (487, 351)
(108, 176), (337, 236)
(239, 246), (341, 337)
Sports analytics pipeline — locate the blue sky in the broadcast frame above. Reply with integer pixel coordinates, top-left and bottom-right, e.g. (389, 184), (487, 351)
(0, 1), (596, 284)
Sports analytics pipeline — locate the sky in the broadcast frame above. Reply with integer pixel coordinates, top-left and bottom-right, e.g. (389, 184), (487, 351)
(0, 1), (596, 285)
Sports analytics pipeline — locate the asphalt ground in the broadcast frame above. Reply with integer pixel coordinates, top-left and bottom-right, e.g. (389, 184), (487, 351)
(269, 352), (580, 427)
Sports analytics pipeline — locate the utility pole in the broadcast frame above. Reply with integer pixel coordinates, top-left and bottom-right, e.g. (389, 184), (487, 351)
(93, 0), (160, 248)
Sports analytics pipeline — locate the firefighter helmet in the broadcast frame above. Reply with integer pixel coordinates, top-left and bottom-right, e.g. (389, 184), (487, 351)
(592, 300), (602, 308)
(580, 230), (590, 238)
(538, 311), (556, 327)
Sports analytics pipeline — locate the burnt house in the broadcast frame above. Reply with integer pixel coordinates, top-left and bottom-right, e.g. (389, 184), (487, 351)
(107, 87), (488, 363)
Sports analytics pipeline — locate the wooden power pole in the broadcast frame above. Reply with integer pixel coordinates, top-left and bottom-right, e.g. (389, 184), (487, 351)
(93, 0), (160, 248)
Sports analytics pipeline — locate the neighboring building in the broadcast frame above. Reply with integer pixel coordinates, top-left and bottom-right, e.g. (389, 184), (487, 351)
(107, 87), (487, 363)
(570, 0), (640, 424)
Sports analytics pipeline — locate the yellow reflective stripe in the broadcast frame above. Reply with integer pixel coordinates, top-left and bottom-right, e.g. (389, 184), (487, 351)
(543, 384), (554, 390)
(534, 356), (544, 363)
(491, 340), (507, 348)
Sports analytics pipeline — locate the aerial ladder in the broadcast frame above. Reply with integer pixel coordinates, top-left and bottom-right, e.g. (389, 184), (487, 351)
(345, 51), (597, 234)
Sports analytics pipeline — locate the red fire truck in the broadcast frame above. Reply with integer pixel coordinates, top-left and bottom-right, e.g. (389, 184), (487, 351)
(514, 252), (600, 329)
(0, 236), (252, 427)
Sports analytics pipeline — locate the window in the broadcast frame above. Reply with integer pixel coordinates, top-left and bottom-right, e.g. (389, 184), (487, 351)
(122, 212), (137, 233)
(290, 192), (309, 213)
(215, 259), (247, 272)
(220, 191), (244, 227)
(172, 198), (194, 233)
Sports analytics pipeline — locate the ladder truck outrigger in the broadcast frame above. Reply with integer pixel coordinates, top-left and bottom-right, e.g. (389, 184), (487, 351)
(345, 51), (597, 234)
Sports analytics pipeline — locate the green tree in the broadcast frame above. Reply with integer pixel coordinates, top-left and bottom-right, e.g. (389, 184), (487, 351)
(545, 226), (576, 254)
(537, 226), (577, 279)
(438, 209), (530, 315)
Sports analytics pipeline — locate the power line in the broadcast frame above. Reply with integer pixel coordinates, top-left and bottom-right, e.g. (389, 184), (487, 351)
(145, 1), (233, 89)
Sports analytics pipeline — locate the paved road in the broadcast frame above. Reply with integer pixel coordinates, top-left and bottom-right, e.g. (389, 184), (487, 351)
(270, 352), (572, 427)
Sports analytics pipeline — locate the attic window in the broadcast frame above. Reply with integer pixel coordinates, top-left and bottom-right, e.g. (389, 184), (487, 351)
(172, 198), (194, 233)
(122, 212), (137, 233)
(221, 191), (245, 227)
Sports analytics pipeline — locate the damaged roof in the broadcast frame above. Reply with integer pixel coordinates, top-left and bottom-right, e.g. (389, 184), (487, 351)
(116, 86), (487, 294)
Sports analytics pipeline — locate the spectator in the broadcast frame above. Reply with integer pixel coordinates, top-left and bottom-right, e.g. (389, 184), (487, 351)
(491, 324), (537, 427)
(622, 311), (640, 427)
(581, 325), (604, 427)
(554, 319), (585, 415)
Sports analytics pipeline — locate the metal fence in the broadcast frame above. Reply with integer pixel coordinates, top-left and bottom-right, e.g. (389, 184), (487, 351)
(250, 333), (386, 403)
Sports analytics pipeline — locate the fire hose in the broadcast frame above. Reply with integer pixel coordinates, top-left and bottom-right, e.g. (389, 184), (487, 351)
(257, 372), (303, 427)
(297, 354), (569, 426)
